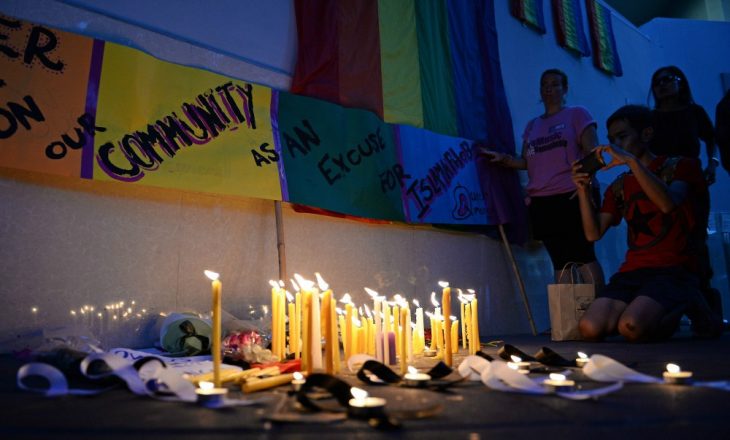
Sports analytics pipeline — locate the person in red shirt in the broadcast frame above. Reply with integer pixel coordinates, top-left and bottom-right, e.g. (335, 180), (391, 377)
(571, 105), (721, 342)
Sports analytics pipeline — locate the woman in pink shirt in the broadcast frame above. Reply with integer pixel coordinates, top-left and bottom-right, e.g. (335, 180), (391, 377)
(480, 69), (604, 285)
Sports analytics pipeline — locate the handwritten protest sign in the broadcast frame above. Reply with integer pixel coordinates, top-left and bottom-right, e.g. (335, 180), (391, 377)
(93, 43), (281, 200)
(0, 14), (93, 177)
(276, 91), (405, 221)
(396, 125), (492, 225)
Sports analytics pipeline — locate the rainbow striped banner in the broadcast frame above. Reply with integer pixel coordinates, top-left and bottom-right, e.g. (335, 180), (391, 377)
(551, 0), (591, 57)
(509, 0), (546, 34)
(586, 0), (623, 76)
(290, 0), (516, 154)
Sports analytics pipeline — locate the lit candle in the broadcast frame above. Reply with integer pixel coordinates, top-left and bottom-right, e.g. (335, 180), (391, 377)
(399, 305), (408, 375)
(412, 299), (424, 354)
(404, 365), (431, 388)
(331, 297), (341, 373)
(392, 301), (400, 358)
(205, 270), (222, 387)
(470, 292), (480, 355)
(365, 288), (383, 362)
(295, 290), (302, 359)
(458, 292), (468, 349)
(348, 387), (386, 419)
(196, 380), (228, 408)
(342, 294), (353, 361)
(507, 355), (530, 374)
(543, 373), (575, 392)
(439, 281), (452, 366)
(291, 371), (306, 392)
(576, 351), (589, 368)
(383, 301), (391, 363)
(287, 291), (297, 358)
(321, 287), (333, 373)
(663, 363), (693, 385)
(450, 316), (458, 354)
(301, 290), (312, 373)
(387, 331), (396, 365)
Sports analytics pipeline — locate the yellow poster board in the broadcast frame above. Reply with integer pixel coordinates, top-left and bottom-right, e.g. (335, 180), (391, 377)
(93, 43), (281, 200)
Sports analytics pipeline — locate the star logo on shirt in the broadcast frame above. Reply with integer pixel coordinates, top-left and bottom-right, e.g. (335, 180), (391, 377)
(628, 204), (657, 239)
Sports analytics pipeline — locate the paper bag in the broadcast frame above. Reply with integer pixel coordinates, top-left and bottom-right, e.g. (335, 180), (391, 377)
(548, 263), (595, 341)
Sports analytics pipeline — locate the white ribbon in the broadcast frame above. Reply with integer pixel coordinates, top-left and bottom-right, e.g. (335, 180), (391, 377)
(453, 356), (623, 400)
(17, 349), (257, 407)
(582, 354), (662, 383)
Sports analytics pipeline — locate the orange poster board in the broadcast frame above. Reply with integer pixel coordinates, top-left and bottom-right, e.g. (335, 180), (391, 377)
(0, 14), (93, 177)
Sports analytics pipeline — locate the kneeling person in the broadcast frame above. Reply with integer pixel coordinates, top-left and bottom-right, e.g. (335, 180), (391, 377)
(571, 105), (718, 342)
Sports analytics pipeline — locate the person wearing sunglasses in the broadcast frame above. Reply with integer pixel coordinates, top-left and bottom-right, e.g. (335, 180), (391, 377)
(649, 65), (722, 334)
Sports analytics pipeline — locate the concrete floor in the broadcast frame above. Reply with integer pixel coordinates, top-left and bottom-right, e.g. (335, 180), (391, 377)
(4, 330), (730, 439)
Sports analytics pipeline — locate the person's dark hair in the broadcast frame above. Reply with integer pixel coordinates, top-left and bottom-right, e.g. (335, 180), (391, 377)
(649, 65), (694, 107)
(606, 105), (653, 133)
(540, 68), (568, 88)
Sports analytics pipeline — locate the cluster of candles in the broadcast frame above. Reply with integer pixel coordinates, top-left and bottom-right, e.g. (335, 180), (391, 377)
(64, 300), (148, 337)
(268, 274), (481, 374)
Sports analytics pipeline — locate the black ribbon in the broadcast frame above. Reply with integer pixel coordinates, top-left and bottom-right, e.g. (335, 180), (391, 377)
(497, 344), (577, 368)
(177, 320), (210, 356)
(354, 360), (463, 392)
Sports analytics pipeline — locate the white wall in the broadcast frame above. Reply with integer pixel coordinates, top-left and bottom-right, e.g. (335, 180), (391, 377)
(1, 0), (729, 350)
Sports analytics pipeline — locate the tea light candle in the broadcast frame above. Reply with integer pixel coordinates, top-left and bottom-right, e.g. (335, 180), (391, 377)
(403, 366), (431, 388)
(196, 381), (228, 408)
(423, 347), (436, 357)
(507, 355), (531, 374)
(291, 371), (306, 392)
(348, 387), (386, 419)
(543, 373), (575, 392)
(575, 351), (589, 368)
(663, 363), (693, 385)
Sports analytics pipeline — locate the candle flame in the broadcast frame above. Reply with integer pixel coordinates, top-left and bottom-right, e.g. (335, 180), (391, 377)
(199, 381), (214, 390)
(293, 372), (304, 381)
(450, 315), (457, 321)
(286, 291), (294, 302)
(262, 305), (269, 315)
(510, 355), (522, 363)
(438, 280), (449, 288)
(467, 289), (475, 294)
(364, 304), (372, 318)
(577, 351), (588, 359)
(294, 273), (314, 291)
(278, 280), (285, 287)
(425, 311), (434, 318)
(364, 287), (379, 298)
(408, 366), (418, 375)
(290, 278), (300, 292)
(269, 280), (279, 289)
(358, 306), (364, 316)
(412, 299), (420, 308)
(315, 272), (329, 291)
(31, 307), (38, 313)
(430, 292), (440, 307)
(336, 307), (344, 315)
(508, 363), (518, 371)
(549, 373), (566, 381)
(204, 270), (220, 281)
(351, 387), (368, 400)
(666, 363), (681, 374)
(352, 316), (362, 327)
(340, 293), (353, 304)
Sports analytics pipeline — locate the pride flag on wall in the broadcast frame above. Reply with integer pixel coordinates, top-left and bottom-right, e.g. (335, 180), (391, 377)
(509, 0), (546, 34)
(290, 0), (516, 153)
(586, 0), (623, 76)
(551, 0), (591, 56)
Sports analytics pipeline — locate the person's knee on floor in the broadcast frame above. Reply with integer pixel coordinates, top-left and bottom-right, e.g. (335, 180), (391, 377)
(578, 316), (605, 341)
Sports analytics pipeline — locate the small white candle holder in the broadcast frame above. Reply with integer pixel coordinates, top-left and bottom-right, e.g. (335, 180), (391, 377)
(348, 387), (386, 419)
(663, 363), (693, 385)
(543, 373), (575, 392)
(507, 355), (530, 374)
(403, 366), (431, 388)
(575, 352), (589, 368)
(196, 381), (228, 408)
(291, 372), (306, 392)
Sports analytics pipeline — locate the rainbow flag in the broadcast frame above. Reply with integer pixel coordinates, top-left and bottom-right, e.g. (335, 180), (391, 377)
(551, 0), (591, 56)
(586, 0), (623, 76)
(510, 0), (546, 34)
(290, 0), (516, 153)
